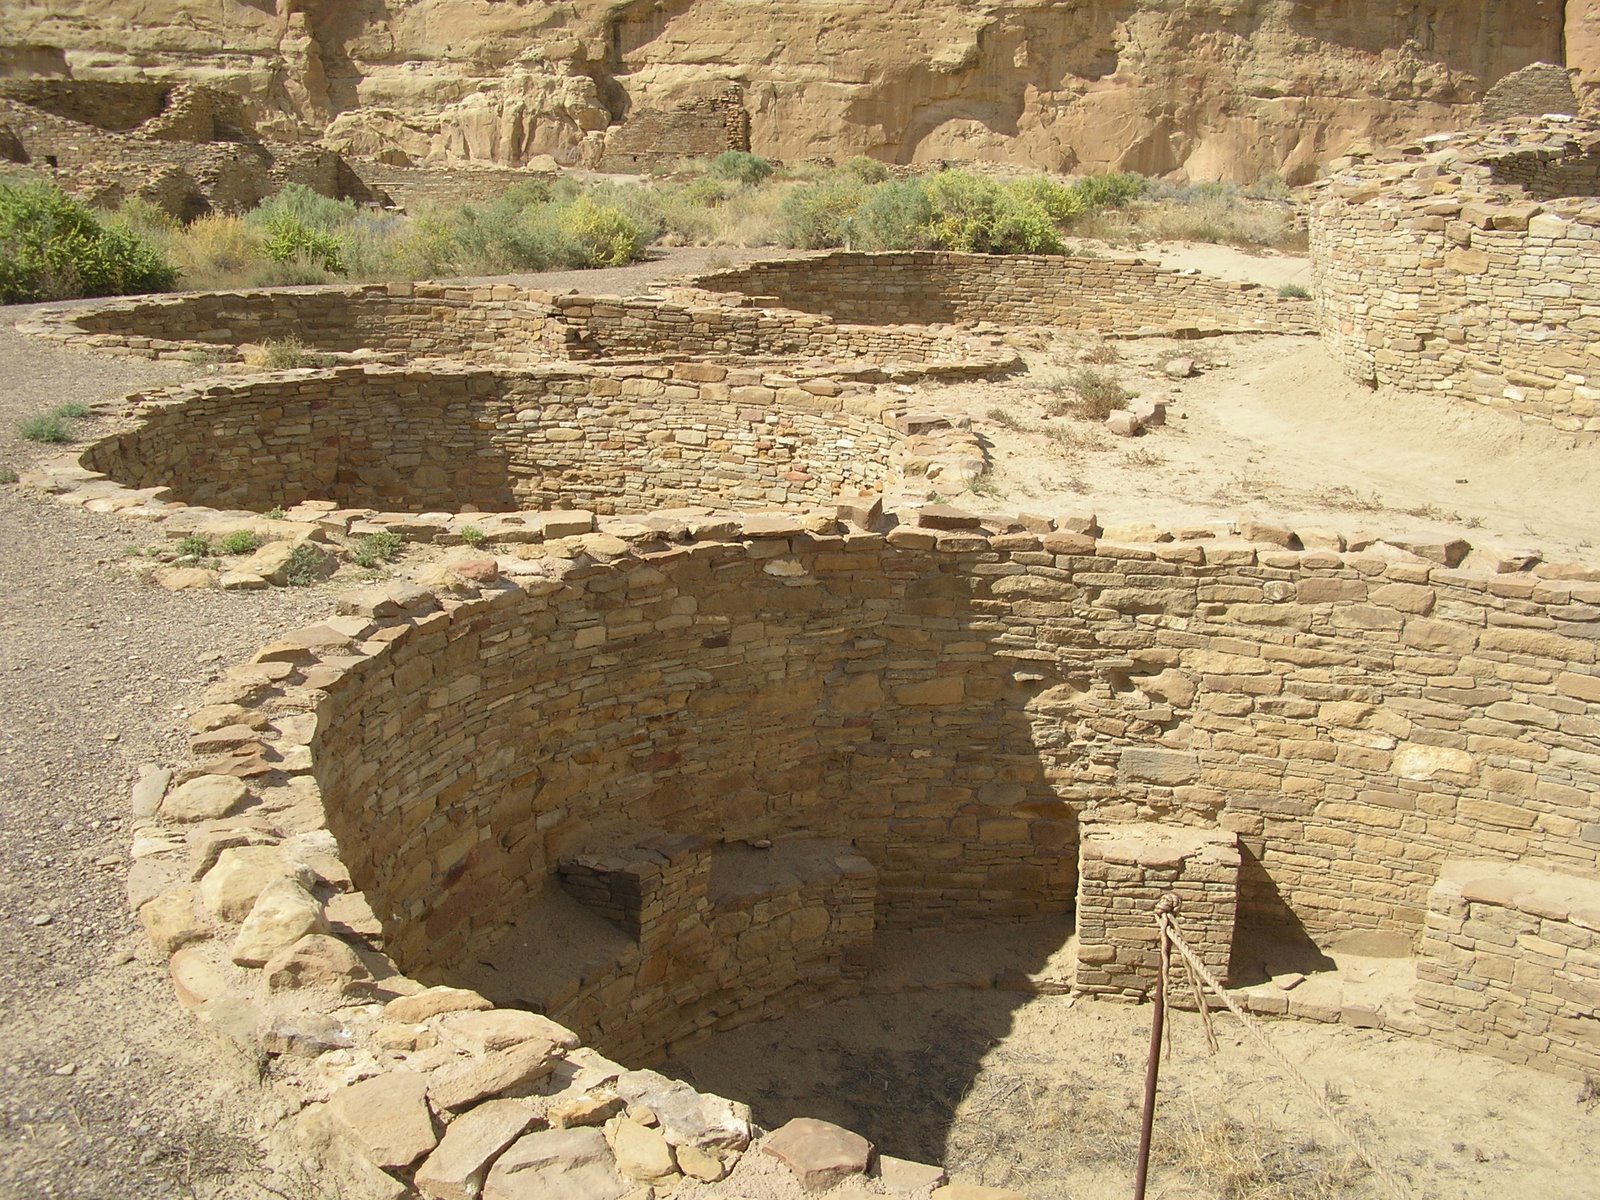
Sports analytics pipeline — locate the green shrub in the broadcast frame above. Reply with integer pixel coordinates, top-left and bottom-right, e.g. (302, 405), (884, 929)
(250, 184), (353, 274)
(0, 181), (176, 303)
(1063, 367), (1134, 420)
(1069, 172), (1146, 210)
(458, 526), (486, 548)
(284, 543), (326, 587)
(851, 179), (934, 251)
(843, 156), (892, 185)
(176, 534), (213, 559)
(254, 336), (331, 370)
(986, 188), (1065, 254)
(1278, 282), (1311, 300)
(779, 178), (869, 248)
(562, 198), (648, 267)
(0, 466), (17, 486)
(1006, 176), (1085, 225)
(19, 412), (70, 443)
(706, 151), (775, 186)
(18, 401), (91, 443)
(217, 531), (262, 555)
(352, 530), (404, 569)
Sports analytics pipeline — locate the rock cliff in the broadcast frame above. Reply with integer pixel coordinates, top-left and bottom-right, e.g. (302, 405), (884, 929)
(0, 1), (1590, 182)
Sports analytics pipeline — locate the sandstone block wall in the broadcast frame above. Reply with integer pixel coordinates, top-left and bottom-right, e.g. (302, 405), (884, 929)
(23, 278), (1019, 380)
(692, 252), (1318, 337)
(79, 363), (901, 515)
(307, 526), (1600, 997)
(528, 835), (875, 1062)
(597, 90), (749, 173)
(1073, 826), (1240, 1002)
(1310, 118), (1600, 433)
(1417, 860), (1600, 1077)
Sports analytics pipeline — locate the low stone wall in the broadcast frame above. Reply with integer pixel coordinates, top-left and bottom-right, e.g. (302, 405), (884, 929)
(1073, 826), (1240, 1002)
(1310, 117), (1600, 433)
(690, 251), (1318, 337)
(20, 280), (1021, 379)
(526, 834), (875, 1063)
(78, 363), (903, 515)
(1417, 861), (1600, 1077)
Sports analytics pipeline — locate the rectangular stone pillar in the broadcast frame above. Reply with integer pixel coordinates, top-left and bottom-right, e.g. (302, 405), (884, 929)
(1073, 824), (1240, 1002)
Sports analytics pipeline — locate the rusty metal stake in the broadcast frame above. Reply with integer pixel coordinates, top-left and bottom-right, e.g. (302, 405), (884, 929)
(1135, 893), (1181, 1200)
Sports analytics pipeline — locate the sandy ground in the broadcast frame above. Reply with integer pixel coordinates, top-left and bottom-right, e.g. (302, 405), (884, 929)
(918, 331), (1599, 563)
(667, 984), (1600, 1200)
(0, 239), (1596, 1200)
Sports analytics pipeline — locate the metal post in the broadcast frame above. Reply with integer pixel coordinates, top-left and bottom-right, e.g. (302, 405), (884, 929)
(1133, 930), (1165, 1200)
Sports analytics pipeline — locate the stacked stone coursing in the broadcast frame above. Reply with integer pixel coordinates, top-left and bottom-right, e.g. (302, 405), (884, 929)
(21, 280), (1021, 376)
(301, 522), (1600, 1001)
(1073, 826), (1241, 1002)
(692, 252), (1318, 337)
(596, 89), (750, 173)
(76, 362), (903, 515)
(1418, 861), (1600, 1077)
(533, 834), (875, 1063)
(1310, 116), (1600, 433)
(122, 512), (1600, 1199)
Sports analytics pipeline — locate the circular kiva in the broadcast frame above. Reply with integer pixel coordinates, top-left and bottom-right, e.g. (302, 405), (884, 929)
(77, 361), (975, 517)
(24, 244), (1597, 1199)
(139, 517), (1600, 1199)
(1310, 116), (1600, 434)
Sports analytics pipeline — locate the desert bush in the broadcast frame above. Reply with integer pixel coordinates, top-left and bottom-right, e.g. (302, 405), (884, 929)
(851, 179), (935, 251)
(842, 156), (892, 184)
(706, 151), (775, 186)
(1069, 172), (1146, 210)
(249, 336), (332, 370)
(779, 177), (870, 248)
(0, 181), (176, 303)
(1278, 282), (1311, 299)
(563, 196), (648, 266)
(1058, 367), (1133, 420)
(249, 183), (353, 273)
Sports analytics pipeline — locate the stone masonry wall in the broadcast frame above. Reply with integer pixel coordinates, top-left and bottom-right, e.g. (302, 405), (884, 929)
(79, 363), (901, 515)
(597, 90), (749, 173)
(691, 252), (1318, 337)
(526, 835), (875, 1062)
(1310, 119), (1600, 433)
(1073, 826), (1241, 1002)
(1417, 860), (1600, 1077)
(308, 525), (1600, 990)
(21, 280), (1019, 378)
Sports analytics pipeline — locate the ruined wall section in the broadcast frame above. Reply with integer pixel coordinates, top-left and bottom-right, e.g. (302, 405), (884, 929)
(1419, 861), (1600, 1076)
(1310, 120), (1600, 434)
(595, 89), (749, 173)
(692, 253), (1317, 337)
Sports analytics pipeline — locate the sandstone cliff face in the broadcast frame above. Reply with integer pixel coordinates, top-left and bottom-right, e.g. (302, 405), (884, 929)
(0, 0), (1583, 182)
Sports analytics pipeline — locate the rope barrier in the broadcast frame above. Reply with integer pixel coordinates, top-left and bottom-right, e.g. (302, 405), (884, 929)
(1152, 901), (1415, 1200)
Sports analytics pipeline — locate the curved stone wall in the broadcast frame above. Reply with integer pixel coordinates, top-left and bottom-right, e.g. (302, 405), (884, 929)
(691, 251), (1318, 336)
(305, 524), (1600, 1059)
(17, 276), (1023, 372)
(78, 362), (908, 515)
(1310, 118), (1600, 434)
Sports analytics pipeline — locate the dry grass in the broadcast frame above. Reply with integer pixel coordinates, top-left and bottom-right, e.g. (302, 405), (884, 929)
(1072, 187), (1306, 252)
(945, 1068), (1369, 1200)
(1042, 367), (1134, 421)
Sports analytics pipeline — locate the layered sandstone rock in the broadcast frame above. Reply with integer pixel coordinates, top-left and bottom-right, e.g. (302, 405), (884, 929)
(0, 1), (1589, 182)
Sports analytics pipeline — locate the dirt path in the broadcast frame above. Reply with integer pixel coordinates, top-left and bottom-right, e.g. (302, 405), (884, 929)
(0, 333), (333, 1200)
